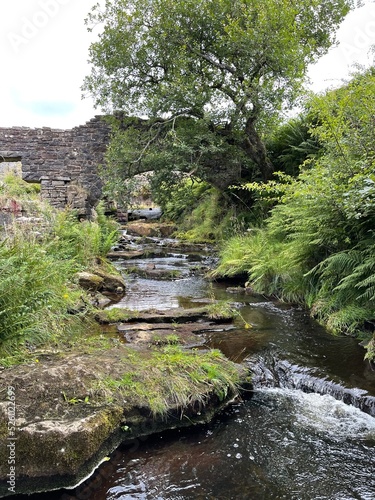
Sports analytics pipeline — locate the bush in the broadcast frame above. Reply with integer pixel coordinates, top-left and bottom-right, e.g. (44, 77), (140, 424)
(215, 69), (375, 356)
(45, 203), (119, 268)
(0, 176), (120, 356)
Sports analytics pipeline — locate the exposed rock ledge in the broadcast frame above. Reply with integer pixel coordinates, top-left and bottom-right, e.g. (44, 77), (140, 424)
(0, 326), (251, 497)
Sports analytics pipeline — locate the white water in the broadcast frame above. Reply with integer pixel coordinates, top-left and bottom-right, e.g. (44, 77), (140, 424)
(262, 387), (375, 441)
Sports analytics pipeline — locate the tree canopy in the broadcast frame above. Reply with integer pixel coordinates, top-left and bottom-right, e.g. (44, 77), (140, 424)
(83, 0), (356, 189)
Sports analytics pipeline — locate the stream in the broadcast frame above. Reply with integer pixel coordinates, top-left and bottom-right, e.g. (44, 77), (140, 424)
(19, 234), (375, 499)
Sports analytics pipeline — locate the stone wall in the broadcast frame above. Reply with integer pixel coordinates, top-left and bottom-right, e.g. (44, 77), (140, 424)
(0, 116), (111, 216)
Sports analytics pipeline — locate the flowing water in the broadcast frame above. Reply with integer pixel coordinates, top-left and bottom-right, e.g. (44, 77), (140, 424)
(18, 238), (375, 499)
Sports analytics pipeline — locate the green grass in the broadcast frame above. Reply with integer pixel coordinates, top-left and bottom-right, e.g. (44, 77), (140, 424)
(0, 176), (122, 358)
(205, 300), (237, 320)
(175, 187), (237, 243)
(94, 308), (139, 324)
(99, 346), (243, 417)
(45, 203), (119, 268)
(0, 172), (41, 198)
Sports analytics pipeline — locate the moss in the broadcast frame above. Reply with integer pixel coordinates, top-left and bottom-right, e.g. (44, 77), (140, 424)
(94, 307), (139, 324)
(0, 407), (123, 479)
(99, 345), (246, 418)
(0, 339), (251, 496)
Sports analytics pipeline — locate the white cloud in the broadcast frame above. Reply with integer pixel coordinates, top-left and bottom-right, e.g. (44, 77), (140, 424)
(0, 0), (374, 129)
(0, 0), (99, 128)
(307, 1), (375, 92)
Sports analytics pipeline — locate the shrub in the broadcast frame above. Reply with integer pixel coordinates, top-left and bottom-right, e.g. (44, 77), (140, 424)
(46, 204), (119, 268)
(214, 69), (375, 354)
(0, 233), (83, 355)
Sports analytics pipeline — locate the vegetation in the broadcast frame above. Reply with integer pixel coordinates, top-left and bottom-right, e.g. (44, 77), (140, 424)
(214, 68), (375, 358)
(100, 346), (243, 417)
(174, 185), (234, 242)
(0, 171), (40, 198)
(0, 175), (244, 428)
(45, 202), (119, 268)
(79, 0), (375, 360)
(0, 176), (120, 358)
(206, 300), (238, 321)
(83, 0), (354, 203)
(95, 307), (139, 324)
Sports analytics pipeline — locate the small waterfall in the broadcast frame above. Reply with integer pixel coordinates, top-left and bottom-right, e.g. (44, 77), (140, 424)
(247, 352), (375, 417)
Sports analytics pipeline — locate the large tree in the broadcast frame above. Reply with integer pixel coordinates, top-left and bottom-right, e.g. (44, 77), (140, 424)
(83, 0), (356, 186)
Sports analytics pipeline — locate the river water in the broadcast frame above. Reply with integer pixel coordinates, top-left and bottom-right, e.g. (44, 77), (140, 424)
(17, 239), (375, 499)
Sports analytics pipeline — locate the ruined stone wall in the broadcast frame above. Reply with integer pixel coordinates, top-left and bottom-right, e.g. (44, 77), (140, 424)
(0, 116), (111, 215)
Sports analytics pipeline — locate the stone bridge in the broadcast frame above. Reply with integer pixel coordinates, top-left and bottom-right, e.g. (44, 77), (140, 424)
(0, 116), (111, 216)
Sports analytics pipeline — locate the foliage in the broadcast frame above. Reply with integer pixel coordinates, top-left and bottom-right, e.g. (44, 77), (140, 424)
(266, 115), (322, 176)
(96, 307), (139, 324)
(84, 0), (355, 191)
(45, 203), (119, 268)
(205, 300), (237, 320)
(0, 178), (121, 356)
(160, 178), (210, 221)
(0, 232), (84, 356)
(212, 231), (267, 278)
(175, 186), (240, 242)
(102, 115), (252, 209)
(308, 242), (375, 334)
(214, 68), (375, 355)
(0, 173), (45, 219)
(0, 172), (40, 198)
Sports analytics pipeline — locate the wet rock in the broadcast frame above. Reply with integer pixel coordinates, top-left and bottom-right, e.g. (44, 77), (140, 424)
(227, 286), (246, 294)
(117, 321), (235, 347)
(89, 293), (112, 309)
(126, 222), (177, 238)
(0, 346), (249, 496)
(122, 307), (231, 324)
(93, 270), (126, 294)
(76, 270), (126, 295)
(76, 271), (103, 292)
(107, 249), (147, 260)
(125, 266), (182, 280)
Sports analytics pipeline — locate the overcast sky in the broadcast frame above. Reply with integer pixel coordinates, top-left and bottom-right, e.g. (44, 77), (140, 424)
(0, 0), (374, 130)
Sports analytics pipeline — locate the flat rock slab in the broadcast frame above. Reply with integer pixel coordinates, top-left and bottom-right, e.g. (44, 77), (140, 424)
(0, 343), (249, 496)
(124, 266), (183, 280)
(117, 321), (235, 346)
(125, 307), (233, 324)
(107, 250), (148, 260)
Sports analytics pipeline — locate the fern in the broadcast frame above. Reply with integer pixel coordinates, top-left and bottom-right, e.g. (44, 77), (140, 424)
(326, 305), (373, 335)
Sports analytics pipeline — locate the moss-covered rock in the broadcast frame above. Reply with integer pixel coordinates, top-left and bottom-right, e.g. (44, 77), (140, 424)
(76, 270), (126, 295)
(0, 340), (251, 497)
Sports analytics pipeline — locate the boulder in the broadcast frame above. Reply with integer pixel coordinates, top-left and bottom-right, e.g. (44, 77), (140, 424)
(0, 345), (250, 497)
(76, 271), (103, 292)
(76, 270), (125, 295)
(126, 222), (177, 238)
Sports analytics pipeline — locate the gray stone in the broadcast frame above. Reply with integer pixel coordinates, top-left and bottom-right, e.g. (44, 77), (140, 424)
(0, 117), (110, 217)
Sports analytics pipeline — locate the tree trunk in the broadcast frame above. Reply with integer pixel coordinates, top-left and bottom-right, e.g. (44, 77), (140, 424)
(244, 117), (274, 181)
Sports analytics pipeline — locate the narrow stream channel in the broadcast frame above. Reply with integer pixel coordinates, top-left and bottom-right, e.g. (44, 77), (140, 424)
(18, 235), (375, 499)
